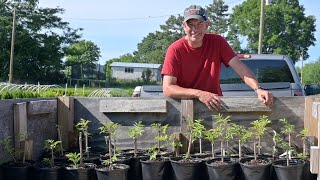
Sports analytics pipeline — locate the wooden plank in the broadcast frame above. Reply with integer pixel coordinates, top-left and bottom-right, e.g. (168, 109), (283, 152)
(305, 97), (320, 144)
(220, 97), (271, 112)
(24, 140), (33, 160)
(310, 146), (319, 174)
(99, 99), (167, 113)
(57, 96), (74, 149)
(180, 100), (194, 154)
(13, 102), (27, 154)
(28, 100), (57, 115)
(312, 102), (320, 145)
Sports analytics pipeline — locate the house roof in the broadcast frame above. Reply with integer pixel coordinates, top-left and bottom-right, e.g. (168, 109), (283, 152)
(110, 62), (162, 69)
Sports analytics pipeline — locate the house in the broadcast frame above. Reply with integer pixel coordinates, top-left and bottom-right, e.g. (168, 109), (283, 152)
(110, 62), (162, 81)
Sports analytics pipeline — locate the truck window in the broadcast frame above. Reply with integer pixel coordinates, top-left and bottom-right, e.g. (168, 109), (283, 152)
(220, 60), (295, 84)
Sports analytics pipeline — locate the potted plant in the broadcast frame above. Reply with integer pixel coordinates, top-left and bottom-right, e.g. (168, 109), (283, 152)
(205, 113), (238, 180)
(127, 121), (145, 180)
(76, 118), (99, 165)
(95, 149), (129, 180)
(140, 123), (171, 180)
(63, 119), (96, 180)
(35, 139), (63, 180)
(272, 118), (305, 180)
(1, 134), (34, 180)
(296, 128), (318, 180)
(169, 117), (202, 180)
(239, 115), (272, 180)
(191, 119), (207, 157)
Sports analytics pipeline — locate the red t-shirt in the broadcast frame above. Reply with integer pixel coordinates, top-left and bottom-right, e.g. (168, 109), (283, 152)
(161, 33), (236, 96)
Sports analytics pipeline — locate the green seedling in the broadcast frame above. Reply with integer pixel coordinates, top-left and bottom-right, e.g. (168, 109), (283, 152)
(65, 152), (81, 168)
(44, 139), (61, 167)
(128, 121), (145, 158)
(101, 153), (119, 170)
(233, 124), (252, 158)
(297, 128), (308, 158)
(279, 118), (295, 162)
(191, 119), (206, 154)
(250, 115), (271, 160)
(168, 133), (182, 157)
(76, 118), (91, 159)
(204, 127), (221, 158)
(99, 121), (120, 163)
(212, 113), (231, 163)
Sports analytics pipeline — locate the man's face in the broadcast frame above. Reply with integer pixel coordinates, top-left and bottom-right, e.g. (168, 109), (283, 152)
(183, 19), (209, 43)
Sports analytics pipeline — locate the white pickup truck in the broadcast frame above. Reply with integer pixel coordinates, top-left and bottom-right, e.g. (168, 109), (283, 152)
(133, 54), (305, 97)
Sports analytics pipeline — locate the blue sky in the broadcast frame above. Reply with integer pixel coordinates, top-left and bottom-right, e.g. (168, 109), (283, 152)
(38, 0), (319, 66)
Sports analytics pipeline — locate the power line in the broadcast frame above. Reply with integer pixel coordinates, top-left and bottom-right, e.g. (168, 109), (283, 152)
(62, 14), (180, 22)
(58, 1), (244, 22)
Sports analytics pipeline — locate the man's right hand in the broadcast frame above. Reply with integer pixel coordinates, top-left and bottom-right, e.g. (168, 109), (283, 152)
(196, 90), (221, 111)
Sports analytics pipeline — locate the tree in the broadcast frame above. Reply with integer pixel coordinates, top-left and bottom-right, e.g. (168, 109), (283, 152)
(141, 68), (152, 83)
(228, 0), (316, 63)
(133, 15), (184, 64)
(301, 58), (320, 84)
(66, 40), (101, 79)
(0, 0), (81, 83)
(206, 0), (230, 35)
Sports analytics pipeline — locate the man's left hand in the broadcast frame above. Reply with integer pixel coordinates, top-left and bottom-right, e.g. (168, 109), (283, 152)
(256, 89), (273, 108)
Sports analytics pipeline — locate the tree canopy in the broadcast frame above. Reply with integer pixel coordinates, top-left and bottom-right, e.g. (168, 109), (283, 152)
(227, 0), (316, 64)
(0, 0), (81, 84)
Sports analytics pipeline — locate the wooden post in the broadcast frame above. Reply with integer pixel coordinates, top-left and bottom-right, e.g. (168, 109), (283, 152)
(57, 96), (74, 150)
(179, 99), (194, 154)
(13, 102), (28, 160)
(311, 101), (320, 179)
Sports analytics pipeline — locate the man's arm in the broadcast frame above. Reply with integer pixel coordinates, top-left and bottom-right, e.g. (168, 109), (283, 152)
(163, 75), (221, 111)
(228, 56), (273, 107)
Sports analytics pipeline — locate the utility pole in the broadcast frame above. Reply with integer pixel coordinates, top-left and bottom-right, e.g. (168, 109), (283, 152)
(9, 8), (16, 84)
(258, 0), (265, 54)
(300, 47), (304, 84)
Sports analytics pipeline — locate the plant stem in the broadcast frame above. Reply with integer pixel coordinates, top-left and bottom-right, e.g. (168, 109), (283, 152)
(254, 140), (257, 161)
(109, 136), (112, 163)
(134, 138), (137, 158)
(158, 130), (161, 153)
(199, 138), (202, 154)
(239, 139), (242, 158)
(258, 136), (261, 155)
(211, 143), (215, 159)
(289, 133), (291, 160)
(79, 132), (83, 167)
(85, 131), (89, 159)
(221, 140), (224, 163)
(303, 139), (306, 156)
(187, 135), (192, 159)
(57, 126), (64, 156)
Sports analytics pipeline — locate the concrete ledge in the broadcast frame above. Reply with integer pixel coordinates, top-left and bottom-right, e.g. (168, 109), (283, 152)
(100, 99), (167, 113)
(28, 100), (57, 115)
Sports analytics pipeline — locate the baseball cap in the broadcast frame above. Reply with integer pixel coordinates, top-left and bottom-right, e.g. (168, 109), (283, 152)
(183, 5), (208, 23)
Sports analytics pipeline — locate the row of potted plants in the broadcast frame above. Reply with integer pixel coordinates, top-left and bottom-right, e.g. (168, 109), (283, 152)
(0, 114), (316, 180)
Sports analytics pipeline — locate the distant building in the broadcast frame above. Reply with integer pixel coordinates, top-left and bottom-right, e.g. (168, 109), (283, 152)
(110, 62), (162, 81)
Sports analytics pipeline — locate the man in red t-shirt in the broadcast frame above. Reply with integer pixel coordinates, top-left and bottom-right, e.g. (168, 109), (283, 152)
(161, 5), (273, 111)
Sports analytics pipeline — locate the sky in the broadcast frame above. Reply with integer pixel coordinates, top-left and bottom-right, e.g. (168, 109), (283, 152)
(38, 0), (320, 66)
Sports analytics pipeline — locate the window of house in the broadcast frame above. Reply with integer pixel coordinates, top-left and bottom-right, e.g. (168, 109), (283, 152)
(125, 67), (134, 73)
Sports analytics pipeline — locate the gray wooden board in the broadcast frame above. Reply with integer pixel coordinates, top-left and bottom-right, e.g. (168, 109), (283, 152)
(100, 99), (167, 113)
(28, 100), (57, 114)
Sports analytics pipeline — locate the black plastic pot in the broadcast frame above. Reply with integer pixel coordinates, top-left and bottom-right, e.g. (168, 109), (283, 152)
(95, 164), (129, 180)
(206, 158), (238, 180)
(239, 157), (272, 180)
(303, 160), (317, 180)
(35, 166), (63, 180)
(140, 157), (171, 180)
(272, 159), (305, 180)
(63, 165), (96, 180)
(3, 162), (34, 180)
(169, 157), (202, 180)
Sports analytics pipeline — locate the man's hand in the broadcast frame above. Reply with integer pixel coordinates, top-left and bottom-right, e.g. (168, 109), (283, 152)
(256, 89), (273, 108)
(197, 90), (221, 111)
